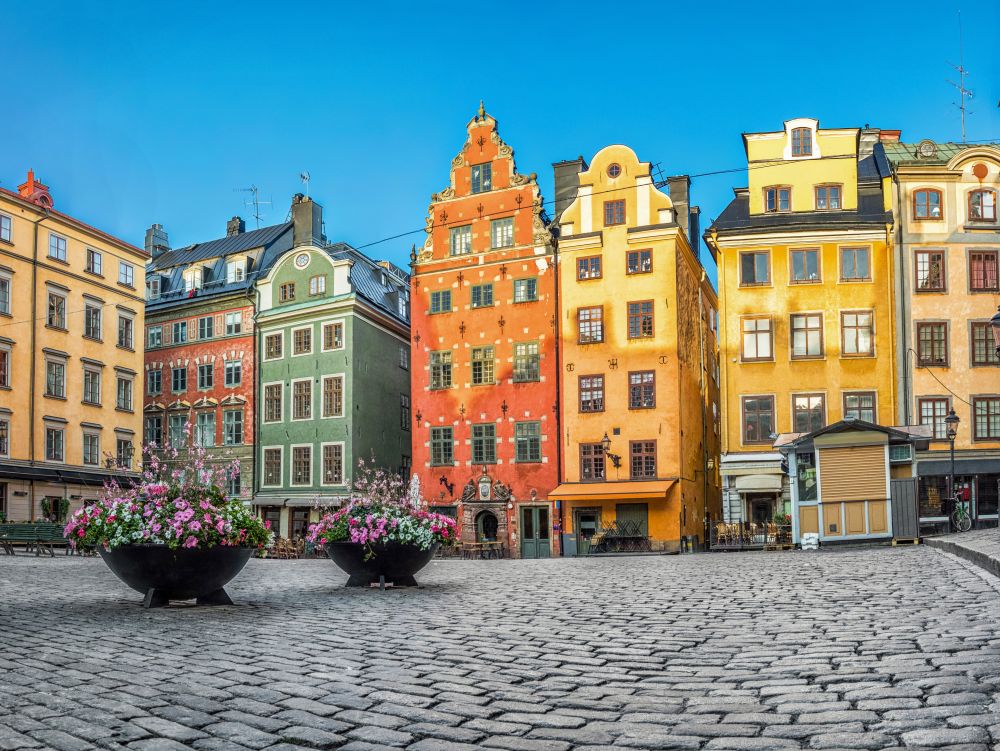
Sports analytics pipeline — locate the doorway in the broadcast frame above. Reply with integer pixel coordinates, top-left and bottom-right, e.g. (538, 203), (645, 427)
(573, 508), (601, 555)
(475, 510), (499, 541)
(520, 506), (551, 559)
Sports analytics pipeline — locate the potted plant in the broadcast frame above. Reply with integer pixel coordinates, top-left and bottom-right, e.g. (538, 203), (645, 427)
(308, 461), (458, 587)
(64, 438), (272, 608)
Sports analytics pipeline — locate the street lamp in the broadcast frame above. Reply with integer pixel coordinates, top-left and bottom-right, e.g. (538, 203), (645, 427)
(945, 409), (960, 529)
(600, 432), (622, 469)
(990, 306), (1000, 358)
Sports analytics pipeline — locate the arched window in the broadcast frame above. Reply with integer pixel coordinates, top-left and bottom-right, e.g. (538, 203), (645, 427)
(913, 189), (943, 220)
(969, 189), (997, 222)
(475, 510), (499, 542)
(791, 127), (812, 157)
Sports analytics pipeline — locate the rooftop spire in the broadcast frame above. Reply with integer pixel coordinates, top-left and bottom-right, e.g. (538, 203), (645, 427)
(478, 100), (485, 119)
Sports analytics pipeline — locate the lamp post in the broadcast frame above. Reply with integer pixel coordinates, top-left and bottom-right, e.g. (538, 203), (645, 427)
(944, 409), (960, 529)
(600, 432), (622, 472)
(990, 306), (1000, 358)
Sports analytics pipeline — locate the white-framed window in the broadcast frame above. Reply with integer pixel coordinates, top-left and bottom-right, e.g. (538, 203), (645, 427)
(226, 259), (246, 284)
(84, 303), (102, 340)
(116, 438), (133, 469)
(321, 442), (345, 485)
(0, 347), (8, 388)
(291, 378), (312, 420)
(0, 416), (8, 456)
(322, 321), (344, 351)
(47, 291), (67, 329)
(118, 315), (134, 349)
(262, 446), (283, 487)
(0, 273), (10, 315)
(116, 376), (133, 411)
(195, 412), (215, 447)
(86, 249), (103, 276)
(309, 275), (326, 296)
(291, 444), (312, 486)
(224, 360), (242, 387)
(184, 268), (203, 291)
(83, 368), (102, 404)
(118, 262), (135, 287)
(147, 325), (162, 348)
(45, 359), (66, 398)
(223, 409), (244, 445)
(0, 213), (11, 243)
(449, 225), (473, 256)
(82, 432), (100, 466)
(147, 276), (160, 299)
(45, 426), (64, 461)
(491, 217), (514, 248)
(321, 375), (344, 418)
(225, 311), (242, 335)
(48, 233), (67, 261)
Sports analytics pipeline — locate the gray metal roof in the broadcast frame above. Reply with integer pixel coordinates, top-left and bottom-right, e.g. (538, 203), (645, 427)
(709, 187), (891, 235)
(150, 222), (293, 270)
(327, 243), (410, 326)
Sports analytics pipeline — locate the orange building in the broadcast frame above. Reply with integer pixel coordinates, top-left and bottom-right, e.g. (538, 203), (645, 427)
(410, 104), (559, 558)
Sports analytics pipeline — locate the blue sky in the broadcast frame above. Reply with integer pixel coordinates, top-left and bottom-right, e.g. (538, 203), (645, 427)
(3, 2), (998, 286)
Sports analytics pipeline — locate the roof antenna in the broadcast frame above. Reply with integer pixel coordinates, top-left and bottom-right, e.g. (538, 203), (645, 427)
(235, 184), (272, 229)
(299, 171), (311, 198)
(947, 10), (974, 143)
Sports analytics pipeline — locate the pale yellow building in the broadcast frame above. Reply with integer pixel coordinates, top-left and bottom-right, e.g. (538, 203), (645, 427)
(0, 171), (147, 522)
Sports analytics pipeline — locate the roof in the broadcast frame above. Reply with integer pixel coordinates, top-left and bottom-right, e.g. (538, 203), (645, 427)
(709, 187), (891, 235)
(882, 141), (992, 166)
(150, 222), (293, 270)
(777, 420), (933, 450)
(327, 243), (410, 326)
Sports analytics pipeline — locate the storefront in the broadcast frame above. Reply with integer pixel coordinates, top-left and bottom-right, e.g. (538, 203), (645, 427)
(916, 457), (1000, 534)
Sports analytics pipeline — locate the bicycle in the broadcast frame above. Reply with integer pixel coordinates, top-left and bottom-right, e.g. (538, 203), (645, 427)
(950, 497), (973, 533)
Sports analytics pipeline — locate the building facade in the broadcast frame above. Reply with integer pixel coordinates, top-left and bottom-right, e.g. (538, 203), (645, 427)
(706, 119), (897, 534)
(0, 171), (147, 522)
(550, 146), (721, 553)
(410, 105), (559, 558)
(255, 197), (411, 540)
(885, 140), (1000, 531)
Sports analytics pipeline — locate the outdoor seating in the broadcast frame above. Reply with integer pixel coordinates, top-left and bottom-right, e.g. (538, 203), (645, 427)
(0, 523), (71, 557)
(461, 541), (504, 559)
(710, 521), (792, 551)
(588, 520), (651, 554)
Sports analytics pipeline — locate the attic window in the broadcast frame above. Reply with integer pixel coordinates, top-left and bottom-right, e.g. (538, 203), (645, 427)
(184, 268), (203, 292)
(147, 277), (161, 300)
(226, 259), (246, 284)
(791, 128), (812, 157)
(380, 272), (387, 285)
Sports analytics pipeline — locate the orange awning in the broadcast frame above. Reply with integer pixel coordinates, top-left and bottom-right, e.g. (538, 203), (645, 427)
(549, 480), (677, 502)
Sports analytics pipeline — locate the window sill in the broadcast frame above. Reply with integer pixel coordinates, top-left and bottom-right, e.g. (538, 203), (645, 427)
(117, 283), (136, 291)
(83, 336), (103, 344)
(790, 356), (825, 362)
(841, 353), (876, 359)
(45, 325), (68, 333)
(81, 400), (102, 407)
(739, 284), (772, 289)
(0, 311), (11, 319)
(914, 289), (947, 294)
(839, 279), (873, 283)
(116, 407), (135, 414)
(789, 280), (822, 285)
(44, 394), (67, 401)
(84, 270), (104, 279)
(47, 256), (69, 266)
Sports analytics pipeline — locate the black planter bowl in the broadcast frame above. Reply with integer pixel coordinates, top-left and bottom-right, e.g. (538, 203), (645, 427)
(98, 545), (254, 608)
(324, 541), (440, 587)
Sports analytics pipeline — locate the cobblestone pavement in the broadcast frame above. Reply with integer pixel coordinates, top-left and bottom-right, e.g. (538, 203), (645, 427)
(2, 546), (1000, 751)
(926, 528), (1000, 580)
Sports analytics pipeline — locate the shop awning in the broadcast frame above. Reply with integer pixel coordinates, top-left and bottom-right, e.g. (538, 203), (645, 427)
(549, 480), (676, 501)
(734, 474), (783, 493)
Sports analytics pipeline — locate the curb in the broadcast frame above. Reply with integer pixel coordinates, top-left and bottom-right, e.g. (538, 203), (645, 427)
(924, 537), (1000, 579)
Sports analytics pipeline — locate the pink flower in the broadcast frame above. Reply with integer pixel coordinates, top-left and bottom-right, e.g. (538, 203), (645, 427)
(182, 536), (198, 548)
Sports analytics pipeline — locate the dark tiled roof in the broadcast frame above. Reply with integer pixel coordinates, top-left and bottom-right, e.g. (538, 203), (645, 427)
(150, 222), (293, 270)
(327, 243), (410, 326)
(709, 187), (891, 235)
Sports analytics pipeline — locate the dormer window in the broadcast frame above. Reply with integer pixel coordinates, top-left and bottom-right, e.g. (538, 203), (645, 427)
(184, 268), (203, 292)
(969, 189), (997, 222)
(226, 259), (246, 284)
(913, 189), (943, 220)
(147, 276), (161, 300)
(471, 163), (492, 194)
(791, 128), (812, 157)
(815, 185), (842, 210)
(764, 186), (791, 213)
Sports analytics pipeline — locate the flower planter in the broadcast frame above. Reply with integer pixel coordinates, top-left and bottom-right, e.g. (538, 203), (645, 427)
(99, 544), (254, 608)
(324, 541), (440, 587)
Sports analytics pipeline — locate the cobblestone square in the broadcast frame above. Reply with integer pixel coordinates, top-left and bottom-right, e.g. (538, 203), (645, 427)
(2, 546), (1000, 750)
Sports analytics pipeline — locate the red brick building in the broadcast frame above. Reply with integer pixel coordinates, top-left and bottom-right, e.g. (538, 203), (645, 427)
(410, 104), (559, 557)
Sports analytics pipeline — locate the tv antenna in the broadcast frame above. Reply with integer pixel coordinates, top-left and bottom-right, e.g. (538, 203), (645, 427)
(299, 171), (311, 198)
(947, 10), (974, 142)
(236, 185), (272, 229)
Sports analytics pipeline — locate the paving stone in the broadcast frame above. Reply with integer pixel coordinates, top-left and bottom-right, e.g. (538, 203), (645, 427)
(900, 727), (990, 746)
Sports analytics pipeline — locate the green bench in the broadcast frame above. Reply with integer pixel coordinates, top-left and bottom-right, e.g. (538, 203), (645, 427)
(0, 523), (71, 557)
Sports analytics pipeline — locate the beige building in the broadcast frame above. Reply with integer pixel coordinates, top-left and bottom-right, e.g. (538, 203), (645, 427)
(0, 171), (147, 522)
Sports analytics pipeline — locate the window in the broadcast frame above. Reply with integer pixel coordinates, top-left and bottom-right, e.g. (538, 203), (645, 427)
(969, 251), (999, 292)
(322, 375), (344, 418)
(117, 438), (133, 470)
(225, 312), (242, 335)
(913, 189), (943, 220)
(223, 410), (243, 445)
(84, 368), (102, 403)
(580, 444), (605, 481)
(45, 427), (64, 461)
(45, 361), (65, 398)
(579, 375), (604, 413)
(0, 214), (10, 243)
(116, 376), (133, 411)
(515, 422), (541, 463)
(918, 398), (951, 439)
(790, 313), (823, 359)
(82, 433), (100, 466)
(118, 316), (134, 349)
(323, 444), (344, 484)
(627, 301), (654, 339)
(513, 278), (537, 303)
(491, 218), (514, 248)
(973, 397), (1000, 441)
(430, 351), (452, 389)
(227, 470), (241, 498)
(844, 392), (876, 423)
(291, 446), (312, 485)
(430, 290), (452, 314)
(399, 345), (409, 370)
(0, 276), (9, 315)
(815, 185), (841, 210)
(513, 342), (540, 382)
(147, 276), (160, 299)
(742, 396), (775, 444)
(147, 326), (162, 348)
(118, 262), (134, 287)
(793, 394), (825, 433)
(740, 251), (770, 286)
(0, 418), (7, 456)
(168, 415), (186, 448)
(400, 394), (410, 430)
(472, 424), (496, 464)
(604, 200), (625, 226)
(226, 259), (246, 284)
(630, 441), (657, 479)
(577, 256), (602, 280)
(292, 327), (312, 355)
(197, 316), (214, 340)
(144, 415), (162, 446)
(916, 322), (949, 366)
(86, 249), (103, 275)
(292, 380), (312, 420)
(841, 311), (874, 356)
(279, 283), (295, 302)
(449, 225), (472, 256)
(969, 189), (997, 222)
(49, 234), (67, 261)
(47, 292), (66, 328)
(224, 360), (242, 387)
(628, 371), (655, 409)
(430, 427), (453, 466)
(195, 412), (215, 447)
(840, 247), (871, 281)
(578, 307), (604, 344)
(471, 346), (494, 385)
(264, 384), (282, 422)
(185, 268), (203, 291)
(171, 366), (187, 392)
(0, 349), (7, 388)
(741, 317), (772, 361)
(309, 275), (326, 296)
(470, 162), (492, 194)
(322, 322), (344, 350)
(263, 448), (282, 486)
(471, 284), (493, 308)
(915, 250), (946, 291)
(764, 187), (791, 213)
(790, 248), (820, 283)
(264, 333), (283, 359)
(791, 127), (812, 156)
(84, 304), (102, 340)
(173, 321), (188, 343)
(971, 322), (1000, 366)
(626, 249), (652, 275)
(146, 369), (160, 396)
(197, 363), (213, 390)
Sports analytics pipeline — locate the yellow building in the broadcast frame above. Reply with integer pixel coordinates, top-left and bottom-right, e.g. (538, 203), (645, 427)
(0, 171), (146, 522)
(885, 140), (1000, 531)
(705, 119), (897, 539)
(550, 146), (721, 553)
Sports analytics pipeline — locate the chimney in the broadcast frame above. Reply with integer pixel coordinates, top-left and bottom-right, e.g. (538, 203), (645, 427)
(666, 175), (691, 241)
(17, 169), (53, 209)
(145, 223), (170, 259)
(227, 216), (245, 237)
(291, 194), (323, 247)
(552, 157), (587, 224)
(689, 206), (702, 262)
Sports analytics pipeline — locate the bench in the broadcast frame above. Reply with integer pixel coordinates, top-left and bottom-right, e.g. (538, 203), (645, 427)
(0, 523), (71, 557)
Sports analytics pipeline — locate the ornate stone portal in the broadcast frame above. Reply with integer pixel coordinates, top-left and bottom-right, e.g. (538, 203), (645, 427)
(458, 468), (512, 545)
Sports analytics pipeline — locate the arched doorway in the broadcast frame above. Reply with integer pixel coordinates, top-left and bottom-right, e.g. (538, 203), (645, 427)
(475, 510), (499, 541)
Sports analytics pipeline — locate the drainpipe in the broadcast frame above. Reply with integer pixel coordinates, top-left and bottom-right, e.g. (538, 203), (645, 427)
(251, 283), (261, 504)
(895, 180), (911, 425)
(551, 232), (564, 556)
(698, 271), (710, 548)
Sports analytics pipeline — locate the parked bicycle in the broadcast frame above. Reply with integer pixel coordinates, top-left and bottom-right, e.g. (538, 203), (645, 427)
(950, 497), (973, 532)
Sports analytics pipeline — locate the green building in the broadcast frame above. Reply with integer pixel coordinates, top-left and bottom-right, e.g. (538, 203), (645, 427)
(253, 196), (412, 539)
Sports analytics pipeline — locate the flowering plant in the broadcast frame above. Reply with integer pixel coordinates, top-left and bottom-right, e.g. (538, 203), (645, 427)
(63, 432), (272, 551)
(307, 460), (457, 557)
